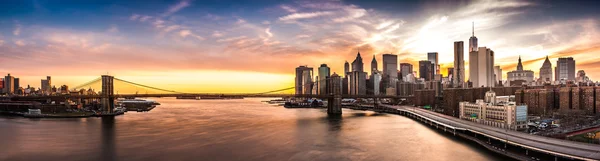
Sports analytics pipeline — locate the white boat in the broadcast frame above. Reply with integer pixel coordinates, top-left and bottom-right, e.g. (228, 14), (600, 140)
(116, 99), (160, 111)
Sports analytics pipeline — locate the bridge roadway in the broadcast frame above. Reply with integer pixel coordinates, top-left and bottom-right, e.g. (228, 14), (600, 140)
(382, 105), (600, 161)
(10, 94), (412, 99)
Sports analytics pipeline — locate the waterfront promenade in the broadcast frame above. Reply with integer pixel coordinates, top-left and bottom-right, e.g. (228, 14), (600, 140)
(382, 105), (600, 161)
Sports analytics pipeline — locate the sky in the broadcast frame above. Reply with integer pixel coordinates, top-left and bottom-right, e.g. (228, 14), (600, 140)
(0, 0), (599, 93)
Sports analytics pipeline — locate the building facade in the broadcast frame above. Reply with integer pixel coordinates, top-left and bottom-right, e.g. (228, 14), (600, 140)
(453, 41), (465, 87)
(318, 64), (330, 95)
(507, 56), (534, 86)
(427, 52), (439, 75)
(4, 74), (15, 94)
(539, 56), (553, 83)
(459, 91), (527, 130)
(469, 22), (478, 53)
(400, 63), (413, 81)
(469, 47), (494, 87)
(295, 66), (313, 94)
(419, 60), (434, 81)
(555, 57), (575, 82)
(494, 66), (502, 85)
(382, 54), (398, 89)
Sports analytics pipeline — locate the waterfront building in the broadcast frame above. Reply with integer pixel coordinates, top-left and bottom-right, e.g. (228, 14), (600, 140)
(318, 64), (330, 95)
(400, 63), (413, 81)
(419, 60), (434, 81)
(555, 57), (575, 82)
(382, 54), (398, 89)
(507, 56), (534, 86)
(4, 74), (15, 94)
(469, 47), (494, 87)
(0, 79), (4, 91)
(459, 90), (528, 130)
(343, 61), (350, 94)
(428, 52), (439, 75)
(370, 71), (382, 95)
(41, 76), (52, 94)
(453, 41), (465, 87)
(539, 56), (553, 83)
(348, 71), (367, 95)
(295, 66), (313, 94)
(13, 78), (19, 91)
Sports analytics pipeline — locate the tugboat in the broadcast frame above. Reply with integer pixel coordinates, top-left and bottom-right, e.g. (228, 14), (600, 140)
(116, 98), (160, 112)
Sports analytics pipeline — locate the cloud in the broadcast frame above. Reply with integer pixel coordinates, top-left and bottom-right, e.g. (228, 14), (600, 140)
(0, 39), (4, 46)
(265, 27), (273, 38)
(163, 0), (191, 16)
(107, 25), (118, 33)
(13, 25), (21, 36)
(212, 31), (224, 37)
(280, 5), (297, 13)
(14, 40), (25, 46)
(296, 35), (310, 38)
(179, 29), (205, 41)
(130, 14), (140, 21)
(163, 25), (181, 32)
(139, 15), (153, 22)
(279, 11), (334, 21)
(262, 20), (270, 25)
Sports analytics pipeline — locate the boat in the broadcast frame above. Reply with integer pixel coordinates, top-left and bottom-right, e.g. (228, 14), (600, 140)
(116, 99), (160, 112)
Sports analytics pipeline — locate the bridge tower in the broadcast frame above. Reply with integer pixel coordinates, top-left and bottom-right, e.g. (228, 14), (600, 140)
(101, 75), (114, 113)
(327, 73), (342, 115)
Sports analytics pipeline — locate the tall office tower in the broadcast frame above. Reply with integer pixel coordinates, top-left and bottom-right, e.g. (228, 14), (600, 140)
(419, 60), (434, 81)
(4, 74), (15, 94)
(382, 54), (398, 88)
(400, 63), (413, 81)
(427, 52), (439, 75)
(470, 47), (494, 87)
(295, 66), (313, 94)
(41, 76), (52, 93)
(469, 22), (478, 52)
(555, 57), (575, 81)
(453, 41), (465, 87)
(539, 56), (553, 83)
(318, 64), (331, 95)
(344, 61), (350, 76)
(494, 66), (502, 85)
(13, 78), (19, 91)
(371, 55), (378, 74)
(370, 71), (382, 95)
(348, 71), (367, 95)
(447, 67), (454, 80)
(351, 51), (364, 72)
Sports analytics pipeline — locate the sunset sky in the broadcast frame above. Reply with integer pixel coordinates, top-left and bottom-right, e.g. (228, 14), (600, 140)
(1, 0), (599, 93)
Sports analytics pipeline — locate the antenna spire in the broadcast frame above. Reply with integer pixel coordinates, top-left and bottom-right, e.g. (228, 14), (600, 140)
(472, 21), (474, 36)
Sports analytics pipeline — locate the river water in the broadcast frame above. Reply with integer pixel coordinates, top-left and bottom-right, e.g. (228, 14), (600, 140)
(0, 98), (509, 161)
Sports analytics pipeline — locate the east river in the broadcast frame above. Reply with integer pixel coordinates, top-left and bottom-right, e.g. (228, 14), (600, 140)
(0, 98), (510, 161)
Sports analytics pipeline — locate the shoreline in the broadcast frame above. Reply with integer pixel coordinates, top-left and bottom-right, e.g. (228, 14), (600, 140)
(0, 111), (125, 118)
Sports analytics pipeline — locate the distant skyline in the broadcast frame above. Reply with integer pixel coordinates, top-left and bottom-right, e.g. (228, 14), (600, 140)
(1, 0), (599, 92)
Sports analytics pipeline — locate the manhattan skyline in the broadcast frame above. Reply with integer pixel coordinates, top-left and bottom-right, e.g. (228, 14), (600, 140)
(1, 0), (599, 92)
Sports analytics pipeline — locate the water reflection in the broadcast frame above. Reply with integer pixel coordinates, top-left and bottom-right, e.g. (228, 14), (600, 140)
(101, 116), (116, 161)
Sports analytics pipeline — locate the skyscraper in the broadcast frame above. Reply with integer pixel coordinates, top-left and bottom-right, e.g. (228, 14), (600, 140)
(453, 41), (465, 87)
(469, 22), (478, 53)
(507, 56), (534, 86)
(555, 57), (575, 81)
(318, 64), (330, 95)
(539, 56), (553, 83)
(494, 66), (502, 85)
(344, 61), (350, 76)
(371, 55), (377, 74)
(349, 51), (367, 95)
(427, 52), (439, 75)
(469, 47), (494, 87)
(419, 60), (434, 81)
(41, 76), (52, 94)
(4, 74), (15, 94)
(13, 78), (19, 91)
(400, 63), (413, 81)
(295, 66), (313, 94)
(382, 54), (398, 89)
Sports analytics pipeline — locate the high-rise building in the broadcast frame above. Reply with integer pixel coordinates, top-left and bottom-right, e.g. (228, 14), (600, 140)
(41, 76), (52, 94)
(13, 78), (19, 91)
(382, 54), (398, 88)
(295, 66), (313, 94)
(400, 63), (413, 81)
(370, 71), (382, 95)
(453, 41), (465, 87)
(469, 22), (478, 52)
(4, 74), (15, 94)
(351, 51), (364, 72)
(349, 52), (367, 95)
(318, 64), (330, 95)
(494, 66), (502, 85)
(344, 61), (350, 76)
(419, 60), (434, 81)
(371, 55), (377, 74)
(469, 47), (494, 87)
(555, 57), (575, 81)
(539, 56), (553, 83)
(428, 52), (439, 75)
(507, 56), (534, 86)
(447, 67), (454, 82)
